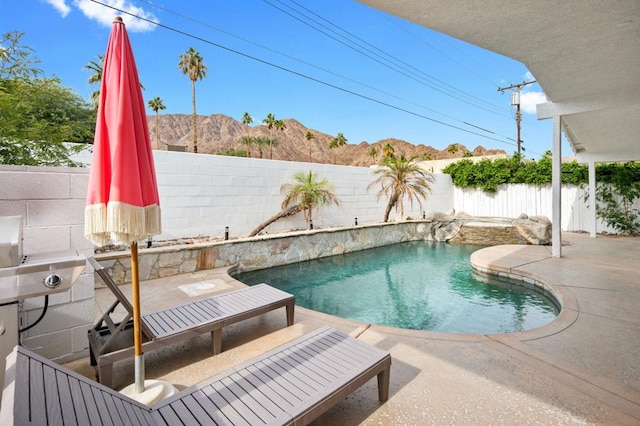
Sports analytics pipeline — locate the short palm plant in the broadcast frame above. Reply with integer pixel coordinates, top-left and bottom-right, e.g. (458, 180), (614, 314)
(369, 156), (434, 222)
(249, 171), (341, 236)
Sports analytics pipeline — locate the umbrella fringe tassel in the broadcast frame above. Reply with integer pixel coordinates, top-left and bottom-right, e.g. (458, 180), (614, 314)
(85, 202), (161, 246)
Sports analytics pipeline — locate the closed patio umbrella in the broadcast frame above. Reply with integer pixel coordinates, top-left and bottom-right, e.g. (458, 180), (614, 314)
(85, 16), (170, 401)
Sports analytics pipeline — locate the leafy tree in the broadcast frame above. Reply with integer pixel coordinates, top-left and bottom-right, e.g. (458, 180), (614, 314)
(589, 163), (640, 235)
(147, 96), (166, 149)
(249, 171), (341, 236)
(1, 31), (94, 166)
(83, 55), (103, 109)
(262, 113), (276, 159)
(0, 31), (41, 80)
(178, 47), (207, 153)
(305, 130), (315, 162)
(241, 112), (253, 157)
(368, 156), (434, 222)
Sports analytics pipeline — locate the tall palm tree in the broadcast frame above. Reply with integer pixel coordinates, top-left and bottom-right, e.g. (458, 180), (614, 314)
(254, 135), (269, 158)
(274, 119), (286, 159)
(147, 96), (166, 150)
(305, 131), (315, 162)
(83, 55), (103, 109)
(249, 171), (341, 236)
(239, 135), (254, 157)
(178, 47), (207, 153)
(241, 112), (253, 157)
(262, 113), (276, 159)
(368, 156), (434, 222)
(329, 132), (347, 164)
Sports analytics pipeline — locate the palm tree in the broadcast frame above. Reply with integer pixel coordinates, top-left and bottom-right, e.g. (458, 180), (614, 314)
(254, 135), (269, 158)
(249, 171), (341, 236)
(178, 47), (207, 153)
(241, 112), (253, 157)
(239, 135), (254, 157)
(368, 156), (434, 222)
(369, 146), (378, 163)
(262, 113), (276, 159)
(147, 97), (166, 150)
(329, 132), (347, 164)
(274, 119), (286, 159)
(383, 142), (395, 159)
(83, 55), (103, 109)
(305, 131), (315, 162)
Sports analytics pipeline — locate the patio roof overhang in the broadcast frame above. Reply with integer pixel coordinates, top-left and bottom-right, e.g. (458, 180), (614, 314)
(357, 0), (640, 163)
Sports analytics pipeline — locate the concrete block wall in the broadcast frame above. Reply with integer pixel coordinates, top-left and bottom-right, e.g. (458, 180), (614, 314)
(151, 152), (454, 240)
(0, 165), (95, 363)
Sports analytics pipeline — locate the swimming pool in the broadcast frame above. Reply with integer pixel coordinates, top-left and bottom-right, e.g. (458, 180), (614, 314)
(235, 241), (559, 334)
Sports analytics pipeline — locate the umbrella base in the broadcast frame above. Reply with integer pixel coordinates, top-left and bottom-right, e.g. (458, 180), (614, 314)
(120, 379), (178, 405)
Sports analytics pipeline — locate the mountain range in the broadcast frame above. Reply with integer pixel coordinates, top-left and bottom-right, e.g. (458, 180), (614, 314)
(147, 113), (506, 166)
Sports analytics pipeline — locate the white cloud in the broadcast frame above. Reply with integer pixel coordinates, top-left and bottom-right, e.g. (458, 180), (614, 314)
(524, 70), (535, 81)
(44, 0), (71, 17)
(520, 91), (547, 115)
(73, 0), (157, 32)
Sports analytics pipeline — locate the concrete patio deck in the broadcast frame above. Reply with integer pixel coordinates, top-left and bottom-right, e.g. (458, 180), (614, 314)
(67, 232), (640, 424)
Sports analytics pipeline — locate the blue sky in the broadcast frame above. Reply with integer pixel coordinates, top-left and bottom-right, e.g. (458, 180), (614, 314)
(2, 0), (569, 158)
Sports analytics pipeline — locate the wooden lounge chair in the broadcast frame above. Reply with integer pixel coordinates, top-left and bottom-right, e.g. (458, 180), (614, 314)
(87, 257), (295, 389)
(1, 326), (392, 425)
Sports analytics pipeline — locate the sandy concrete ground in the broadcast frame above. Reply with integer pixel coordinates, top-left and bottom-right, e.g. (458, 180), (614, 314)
(66, 232), (640, 425)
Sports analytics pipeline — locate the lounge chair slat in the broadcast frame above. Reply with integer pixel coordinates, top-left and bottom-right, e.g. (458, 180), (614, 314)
(234, 366), (297, 412)
(89, 258), (295, 389)
(54, 370), (79, 426)
(210, 379), (266, 425)
(221, 374), (279, 423)
(3, 326), (390, 426)
(67, 375), (92, 425)
(29, 358), (48, 425)
(189, 389), (236, 426)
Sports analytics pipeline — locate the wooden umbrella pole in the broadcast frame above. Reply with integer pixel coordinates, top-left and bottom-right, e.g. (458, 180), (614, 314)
(131, 241), (145, 393)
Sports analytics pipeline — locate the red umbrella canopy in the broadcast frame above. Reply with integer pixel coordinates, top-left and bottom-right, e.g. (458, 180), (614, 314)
(85, 17), (161, 247)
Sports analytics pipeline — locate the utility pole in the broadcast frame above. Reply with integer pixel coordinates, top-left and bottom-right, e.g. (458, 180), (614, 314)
(497, 80), (536, 154)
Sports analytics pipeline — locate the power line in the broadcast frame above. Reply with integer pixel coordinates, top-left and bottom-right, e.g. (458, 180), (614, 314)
(263, 0), (511, 118)
(88, 0), (522, 149)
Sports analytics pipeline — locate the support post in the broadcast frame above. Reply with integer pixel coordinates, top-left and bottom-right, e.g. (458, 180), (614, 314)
(588, 161), (597, 237)
(552, 115), (562, 257)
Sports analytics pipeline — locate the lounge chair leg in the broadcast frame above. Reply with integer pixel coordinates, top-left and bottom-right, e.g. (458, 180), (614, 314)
(286, 303), (295, 326)
(377, 366), (390, 402)
(212, 329), (222, 354)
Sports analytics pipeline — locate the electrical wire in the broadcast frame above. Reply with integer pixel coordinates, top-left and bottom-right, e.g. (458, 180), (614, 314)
(88, 0), (523, 149)
(282, 0), (511, 116)
(133, 0), (515, 141)
(262, 0), (511, 118)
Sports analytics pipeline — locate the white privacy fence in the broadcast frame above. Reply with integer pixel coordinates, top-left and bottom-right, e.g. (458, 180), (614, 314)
(452, 184), (636, 234)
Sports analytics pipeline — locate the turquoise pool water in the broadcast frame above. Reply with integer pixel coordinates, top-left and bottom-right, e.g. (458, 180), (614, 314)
(235, 241), (559, 334)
